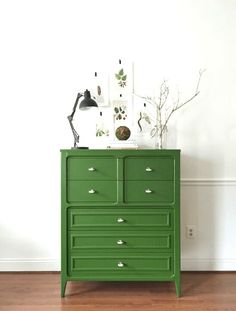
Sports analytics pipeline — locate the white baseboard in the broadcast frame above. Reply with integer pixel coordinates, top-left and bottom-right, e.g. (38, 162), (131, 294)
(182, 258), (236, 271)
(0, 258), (235, 272)
(0, 258), (60, 271)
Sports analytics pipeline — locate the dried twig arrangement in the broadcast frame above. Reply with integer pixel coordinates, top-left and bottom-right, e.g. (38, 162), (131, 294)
(135, 69), (205, 148)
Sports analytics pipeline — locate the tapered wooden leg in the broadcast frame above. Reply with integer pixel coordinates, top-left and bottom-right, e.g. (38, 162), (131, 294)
(61, 278), (67, 297)
(175, 279), (181, 297)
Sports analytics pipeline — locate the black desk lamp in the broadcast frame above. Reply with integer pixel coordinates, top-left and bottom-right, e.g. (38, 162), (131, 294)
(68, 89), (98, 149)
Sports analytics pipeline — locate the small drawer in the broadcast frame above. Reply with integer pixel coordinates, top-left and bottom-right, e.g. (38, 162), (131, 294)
(67, 157), (117, 180)
(68, 208), (173, 230)
(68, 254), (174, 278)
(124, 157), (174, 181)
(69, 231), (173, 252)
(67, 181), (117, 203)
(124, 181), (174, 204)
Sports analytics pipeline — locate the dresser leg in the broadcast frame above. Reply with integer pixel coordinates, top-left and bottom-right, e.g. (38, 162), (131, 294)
(175, 279), (181, 297)
(61, 278), (67, 297)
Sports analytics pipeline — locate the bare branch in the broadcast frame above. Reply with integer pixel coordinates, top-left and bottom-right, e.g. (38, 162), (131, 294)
(159, 69), (205, 136)
(160, 108), (175, 136)
(175, 91), (200, 111)
(196, 69), (206, 93)
(133, 92), (155, 107)
(134, 69), (206, 142)
(159, 81), (169, 109)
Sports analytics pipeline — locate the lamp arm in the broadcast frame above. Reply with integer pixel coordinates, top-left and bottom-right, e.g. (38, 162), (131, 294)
(67, 92), (83, 148)
(70, 92), (83, 119)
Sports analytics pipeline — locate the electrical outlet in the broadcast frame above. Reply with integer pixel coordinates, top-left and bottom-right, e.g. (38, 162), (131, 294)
(186, 225), (197, 239)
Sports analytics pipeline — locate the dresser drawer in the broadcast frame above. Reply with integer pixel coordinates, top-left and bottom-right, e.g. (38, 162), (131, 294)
(67, 181), (117, 203)
(124, 157), (174, 181)
(68, 254), (174, 278)
(124, 181), (174, 204)
(67, 157), (117, 180)
(69, 231), (173, 252)
(68, 208), (173, 230)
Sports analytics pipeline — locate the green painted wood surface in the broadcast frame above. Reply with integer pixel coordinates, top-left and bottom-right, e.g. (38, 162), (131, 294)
(69, 231), (174, 251)
(124, 181), (174, 203)
(124, 156), (174, 180)
(69, 254), (174, 277)
(67, 157), (117, 180)
(68, 208), (173, 230)
(67, 181), (117, 203)
(61, 149), (181, 297)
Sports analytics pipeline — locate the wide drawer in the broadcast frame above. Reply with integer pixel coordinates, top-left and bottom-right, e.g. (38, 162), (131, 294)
(68, 254), (174, 278)
(124, 157), (174, 181)
(67, 157), (117, 180)
(69, 231), (173, 252)
(67, 181), (117, 203)
(124, 181), (174, 204)
(68, 208), (173, 230)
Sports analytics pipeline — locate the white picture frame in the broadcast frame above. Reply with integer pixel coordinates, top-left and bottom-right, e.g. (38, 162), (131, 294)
(90, 71), (110, 107)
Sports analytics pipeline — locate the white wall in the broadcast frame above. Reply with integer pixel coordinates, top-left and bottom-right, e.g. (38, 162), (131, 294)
(0, 0), (235, 271)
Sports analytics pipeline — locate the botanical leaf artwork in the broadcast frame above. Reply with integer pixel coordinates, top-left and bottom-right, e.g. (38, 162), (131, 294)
(94, 72), (102, 96)
(92, 71), (109, 106)
(137, 112), (151, 132)
(96, 111), (110, 137)
(97, 85), (101, 96)
(96, 128), (109, 137)
(114, 105), (127, 120)
(115, 68), (127, 88)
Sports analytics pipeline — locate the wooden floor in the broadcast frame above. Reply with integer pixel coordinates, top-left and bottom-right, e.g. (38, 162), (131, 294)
(0, 272), (235, 311)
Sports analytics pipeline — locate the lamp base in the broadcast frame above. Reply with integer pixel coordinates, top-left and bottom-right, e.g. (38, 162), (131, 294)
(71, 146), (89, 149)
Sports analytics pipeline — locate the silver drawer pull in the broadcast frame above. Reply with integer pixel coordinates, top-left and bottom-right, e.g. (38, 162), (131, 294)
(145, 189), (152, 194)
(117, 240), (125, 245)
(88, 167), (96, 171)
(117, 261), (124, 268)
(146, 167), (152, 172)
(117, 218), (125, 223)
(88, 189), (96, 194)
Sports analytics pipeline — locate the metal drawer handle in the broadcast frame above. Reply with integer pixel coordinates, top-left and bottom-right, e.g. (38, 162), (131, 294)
(88, 189), (96, 194)
(117, 240), (125, 245)
(88, 167), (96, 171)
(117, 261), (124, 268)
(145, 189), (152, 194)
(146, 167), (152, 172)
(117, 218), (125, 223)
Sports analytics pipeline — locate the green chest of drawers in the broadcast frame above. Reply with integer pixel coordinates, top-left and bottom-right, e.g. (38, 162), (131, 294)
(61, 149), (181, 297)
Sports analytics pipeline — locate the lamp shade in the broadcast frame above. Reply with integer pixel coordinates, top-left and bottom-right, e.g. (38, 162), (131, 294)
(79, 89), (98, 110)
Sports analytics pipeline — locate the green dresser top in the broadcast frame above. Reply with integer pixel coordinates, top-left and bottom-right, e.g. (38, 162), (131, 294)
(61, 149), (181, 155)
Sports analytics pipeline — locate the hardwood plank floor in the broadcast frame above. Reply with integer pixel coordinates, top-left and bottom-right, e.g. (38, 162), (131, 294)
(0, 272), (235, 311)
